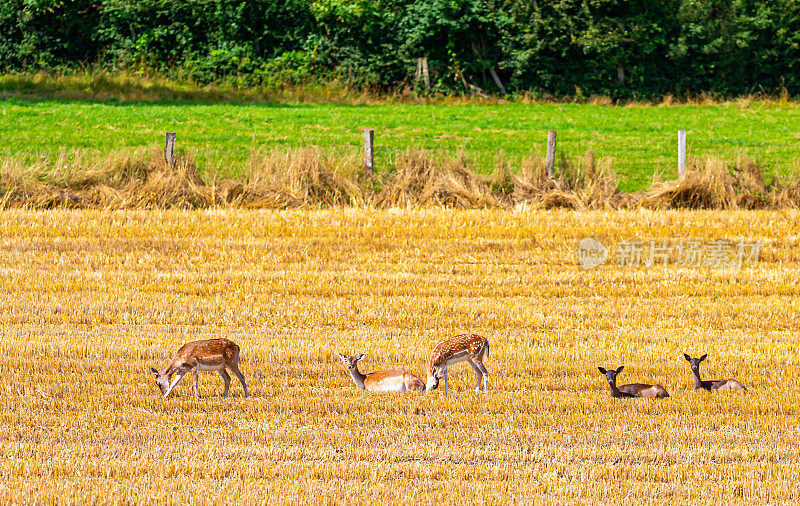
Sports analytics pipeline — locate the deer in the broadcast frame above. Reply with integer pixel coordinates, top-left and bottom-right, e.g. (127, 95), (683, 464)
(684, 353), (746, 392)
(425, 333), (489, 393)
(150, 338), (250, 398)
(337, 353), (425, 392)
(597, 366), (669, 398)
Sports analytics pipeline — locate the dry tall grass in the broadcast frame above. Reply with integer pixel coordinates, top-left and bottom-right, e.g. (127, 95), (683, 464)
(3, 147), (798, 210)
(0, 71), (506, 106)
(642, 156), (774, 209)
(1, 208), (798, 503)
(375, 150), (504, 208)
(4, 71), (799, 105)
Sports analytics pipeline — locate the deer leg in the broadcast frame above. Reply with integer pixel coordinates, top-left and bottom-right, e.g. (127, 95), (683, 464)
(228, 361), (250, 397)
(468, 359), (483, 393)
(164, 372), (185, 398)
(476, 360), (489, 392)
(444, 369), (449, 393)
(192, 368), (201, 398)
(218, 369), (232, 397)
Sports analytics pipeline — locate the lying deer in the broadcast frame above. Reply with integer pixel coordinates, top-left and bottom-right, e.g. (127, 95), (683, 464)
(425, 333), (489, 393)
(597, 366), (669, 398)
(151, 338), (249, 398)
(684, 353), (746, 392)
(337, 353), (425, 392)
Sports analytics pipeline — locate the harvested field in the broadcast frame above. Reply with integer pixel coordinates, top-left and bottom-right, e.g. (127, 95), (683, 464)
(1, 208), (799, 503)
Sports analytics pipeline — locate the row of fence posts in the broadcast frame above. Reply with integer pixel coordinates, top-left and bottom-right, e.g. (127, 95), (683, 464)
(163, 129), (690, 181)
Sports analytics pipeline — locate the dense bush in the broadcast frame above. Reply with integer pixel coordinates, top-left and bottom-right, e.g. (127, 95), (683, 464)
(0, 0), (798, 97)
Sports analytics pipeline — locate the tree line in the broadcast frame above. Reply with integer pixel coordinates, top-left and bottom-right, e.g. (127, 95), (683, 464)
(1, 0), (798, 98)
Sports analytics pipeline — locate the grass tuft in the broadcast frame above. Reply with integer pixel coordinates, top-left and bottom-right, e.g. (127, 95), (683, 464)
(642, 156), (773, 210)
(375, 149), (505, 209)
(2, 147), (799, 209)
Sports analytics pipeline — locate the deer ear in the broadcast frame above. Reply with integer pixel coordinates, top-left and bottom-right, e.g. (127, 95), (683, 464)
(700, 354), (707, 361)
(356, 353), (365, 361)
(616, 366), (625, 373)
(336, 352), (347, 362)
(684, 353), (691, 361)
(150, 367), (159, 375)
(598, 367), (607, 374)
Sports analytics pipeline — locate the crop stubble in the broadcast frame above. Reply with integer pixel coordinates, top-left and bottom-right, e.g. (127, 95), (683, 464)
(0, 208), (799, 503)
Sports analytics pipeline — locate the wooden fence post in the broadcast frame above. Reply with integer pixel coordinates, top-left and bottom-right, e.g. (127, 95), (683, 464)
(364, 129), (374, 177)
(678, 130), (686, 180)
(546, 130), (557, 178)
(165, 132), (176, 168)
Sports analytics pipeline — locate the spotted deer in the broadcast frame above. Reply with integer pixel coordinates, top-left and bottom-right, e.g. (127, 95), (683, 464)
(425, 333), (489, 393)
(684, 353), (746, 392)
(597, 366), (669, 398)
(337, 353), (425, 392)
(150, 338), (249, 398)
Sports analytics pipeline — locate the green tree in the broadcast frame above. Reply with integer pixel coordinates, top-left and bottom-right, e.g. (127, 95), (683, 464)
(402, 0), (510, 92)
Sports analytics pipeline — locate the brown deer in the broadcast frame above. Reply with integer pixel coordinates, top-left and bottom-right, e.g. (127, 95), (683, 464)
(597, 366), (669, 398)
(425, 333), (489, 393)
(684, 354), (746, 392)
(337, 353), (425, 392)
(150, 338), (249, 398)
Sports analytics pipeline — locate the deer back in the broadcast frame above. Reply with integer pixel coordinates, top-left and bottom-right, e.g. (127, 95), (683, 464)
(710, 378), (746, 391)
(168, 338), (239, 372)
(619, 383), (669, 398)
(364, 370), (423, 392)
(428, 333), (488, 370)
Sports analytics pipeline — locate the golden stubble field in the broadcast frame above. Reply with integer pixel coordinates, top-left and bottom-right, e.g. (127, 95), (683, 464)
(1, 208), (799, 504)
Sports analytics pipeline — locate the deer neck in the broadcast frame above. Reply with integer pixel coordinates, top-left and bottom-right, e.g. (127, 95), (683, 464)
(691, 368), (703, 390)
(348, 365), (367, 391)
(608, 382), (624, 398)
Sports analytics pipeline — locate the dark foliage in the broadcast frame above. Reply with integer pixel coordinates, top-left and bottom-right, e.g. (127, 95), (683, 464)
(0, 0), (798, 96)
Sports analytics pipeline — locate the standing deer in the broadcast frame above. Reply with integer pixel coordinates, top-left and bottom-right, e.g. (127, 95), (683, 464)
(337, 353), (425, 392)
(684, 353), (746, 392)
(597, 366), (669, 398)
(425, 333), (489, 393)
(150, 338), (249, 398)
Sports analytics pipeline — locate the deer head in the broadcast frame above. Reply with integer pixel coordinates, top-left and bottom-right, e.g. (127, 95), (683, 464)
(598, 365), (625, 387)
(337, 353), (365, 371)
(426, 365), (447, 391)
(150, 367), (171, 395)
(684, 353), (707, 372)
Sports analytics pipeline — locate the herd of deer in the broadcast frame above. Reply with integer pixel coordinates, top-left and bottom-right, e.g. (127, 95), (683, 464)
(150, 333), (746, 398)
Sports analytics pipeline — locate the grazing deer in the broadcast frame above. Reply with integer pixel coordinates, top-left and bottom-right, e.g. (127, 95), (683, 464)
(684, 353), (746, 392)
(337, 353), (425, 392)
(425, 333), (489, 393)
(150, 338), (249, 398)
(597, 366), (669, 398)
